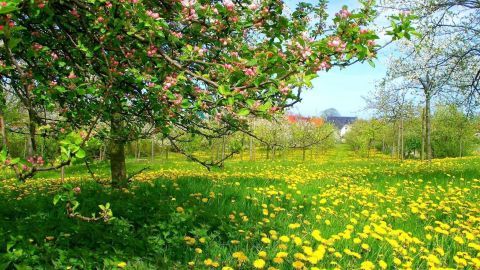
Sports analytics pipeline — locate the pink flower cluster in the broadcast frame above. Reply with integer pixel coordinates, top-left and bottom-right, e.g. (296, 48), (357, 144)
(67, 71), (77, 79)
(32, 43), (43, 52)
(147, 45), (158, 57)
(172, 93), (183, 105)
(163, 75), (178, 90)
(336, 8), (351, 19)
(327, 37), (346, 52)
(180, 0), (198, 20)
(244, 67), (257, 77)
(27, 156), (45, 166)
(360, 29), (369, 35)
(248, 2), (258, 10)
(193, 46), (206, 56)
(146, 10), (160, 20)
(223, 0), (235, 11)
(171, 31), (183, 38)
(279, 82), (290, 95)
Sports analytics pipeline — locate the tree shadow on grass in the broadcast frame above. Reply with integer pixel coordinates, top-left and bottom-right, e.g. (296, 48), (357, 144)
(0, 176), (273, 269)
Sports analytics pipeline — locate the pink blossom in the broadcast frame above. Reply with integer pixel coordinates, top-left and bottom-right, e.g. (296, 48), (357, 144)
(367, 40), (376, 46)
(70, 9), (80, 18)
(147, 45), (158, 57)
(279, 82), (290, 95)
(328, 38), (341, 48)
(0, 2), (7, 7)
(360, 29), (369, 35)
(223, 64), (233, 70)
(223, 0), (235, 11)
(73, 187), (81, 194)
(180, 0), (196, 8)
(36, 156), (44, 166)
(32, 43), (43, 51)
(146, 10), (160, 20)
(173, 94), (183, 105)
(67, 71), (77, 79)
(244, 67), (256, 77)
(301, 47), (312, 59)
(194, 46), (205, 56)
(336, 8), (351, 19)
(105, 2), (112, 8)
(51, 52), (59, 60)
(248, 3), (258, 10)
(269, 106), (279, 113)
(163, 75), (178, 90)
(131, 0), (139, 3)
(319, 61), (331, 70)
(172, 31), (183, 38)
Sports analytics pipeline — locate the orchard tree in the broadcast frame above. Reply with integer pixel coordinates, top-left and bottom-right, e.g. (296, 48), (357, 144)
(252, 118), (288, 159)
(365, 79), (415, 160)
(1, 0), (411, 186)
(344, 118), (385, 157)
(382, 37), (457, 162)
(431, 104), (478, 158)
(381, 0), (480, 109)
(288, 120), (334, 161)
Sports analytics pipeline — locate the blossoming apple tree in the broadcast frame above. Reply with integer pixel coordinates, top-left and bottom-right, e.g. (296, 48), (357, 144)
(0, 0), (413, 187)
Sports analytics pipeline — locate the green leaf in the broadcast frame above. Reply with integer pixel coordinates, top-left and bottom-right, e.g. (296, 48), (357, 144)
(237, 108), (250, 116)
(75, 148), (86, 159)
(0, 6), (19, 15)
(10, 158), (20, 165)
(53, 194), (62, 205)
(8, 38), (21, 49)
(367, 59), (375, 68)
(0, 147), (6, 162)
(218, 85), (231, 96)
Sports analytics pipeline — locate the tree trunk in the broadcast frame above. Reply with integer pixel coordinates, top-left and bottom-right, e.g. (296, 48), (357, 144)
(302, 147), (306, 161)
(266, 144), (270, 160)
(421, 108), (426, 161)
(151, 136), (155, 161)
(0, 90), (6, 148)
(221, 136), (226, 166)
(400, 117), (404, 161)
(0, 113), (7, 148)
(397, 122), (401, 160)
(425, 94), (432, 162)
(27, 109), (37, 156)
(249, 135), (254, 161)
(459, 139), (463, 158)
(109, 113), (127, 188)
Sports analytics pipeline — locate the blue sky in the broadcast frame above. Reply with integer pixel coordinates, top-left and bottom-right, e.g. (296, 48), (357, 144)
(286, 0), (390, 118)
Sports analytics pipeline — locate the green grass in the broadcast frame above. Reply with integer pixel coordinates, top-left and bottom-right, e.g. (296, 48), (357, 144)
(1, 146), (480, 269)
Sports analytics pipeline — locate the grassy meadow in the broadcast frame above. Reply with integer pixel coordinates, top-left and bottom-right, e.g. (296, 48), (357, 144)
(1, 146), (480, 269)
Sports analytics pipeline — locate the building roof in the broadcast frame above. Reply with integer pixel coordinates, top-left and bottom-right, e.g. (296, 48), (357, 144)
(325, 116), (357, 129)
(286, 114), (324, 126)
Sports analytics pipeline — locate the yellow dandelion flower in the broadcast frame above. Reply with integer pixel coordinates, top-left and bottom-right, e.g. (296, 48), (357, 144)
(292, 261), (304, 269)
(360, 261), (375, 270)
(253, 259), (266, 269)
